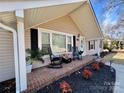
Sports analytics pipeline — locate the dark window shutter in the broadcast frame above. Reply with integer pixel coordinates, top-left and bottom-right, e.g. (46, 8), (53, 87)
(89, 41), (90, 50)
(94, 40), (95, 49)
(30, 28), (38, 51)
(73, 36), (76, 52)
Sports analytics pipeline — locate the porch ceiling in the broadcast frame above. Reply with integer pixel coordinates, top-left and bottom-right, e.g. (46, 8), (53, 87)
(0, 1), (85, 30)
(0, 1), (103, 40)
(24, 1), (84, 29)
(0, 12), (16, 29)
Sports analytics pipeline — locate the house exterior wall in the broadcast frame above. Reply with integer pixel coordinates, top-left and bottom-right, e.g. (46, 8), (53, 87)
(25, 29), (31, 49)
(0, 29), (15, 82)
(36, 16), (83, 35)
(86, 39), (103, 55)
(25, 16), (83, 49)
(25, 14), (103, 55)
(0, 1), (103, 92)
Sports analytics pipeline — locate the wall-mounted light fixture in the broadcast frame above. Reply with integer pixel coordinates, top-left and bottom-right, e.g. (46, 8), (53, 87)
(77, 34), (80, 41)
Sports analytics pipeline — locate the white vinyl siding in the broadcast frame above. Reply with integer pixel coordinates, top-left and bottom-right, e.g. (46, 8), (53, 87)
(25, 29), (31, 49)
(0, 30), (15, 82)
(86, 39), (103, 55)
(25, 15), (83, 50)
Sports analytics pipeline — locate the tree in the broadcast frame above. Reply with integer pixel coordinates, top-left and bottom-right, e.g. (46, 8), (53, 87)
(91, 0), (124, 42)
(105, 0), (124, 12)
(95, 0), (124, 40)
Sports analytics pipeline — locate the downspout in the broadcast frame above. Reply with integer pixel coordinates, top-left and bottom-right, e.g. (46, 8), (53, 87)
(0, 23), (20, 93)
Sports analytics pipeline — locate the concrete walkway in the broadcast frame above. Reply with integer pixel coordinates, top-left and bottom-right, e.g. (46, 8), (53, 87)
(106, 62), (124, 93)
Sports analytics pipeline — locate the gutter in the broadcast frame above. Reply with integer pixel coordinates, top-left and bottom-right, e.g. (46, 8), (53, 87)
(0, 23), (20, 93)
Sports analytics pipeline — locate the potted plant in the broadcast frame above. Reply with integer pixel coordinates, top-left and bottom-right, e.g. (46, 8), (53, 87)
(26, 56), (33, 73)
(26, 49), (44, 73)
(92, 63), (100, 71)
(26, 48), (50, 72)
(60, 81), (72, 93)
(82, 68), (92, 79)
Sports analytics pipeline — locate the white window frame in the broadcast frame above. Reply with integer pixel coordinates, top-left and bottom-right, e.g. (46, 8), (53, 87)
(38, 28), (73, 53)
(99, 40), (103, 48)
(79, 36), (85, 50)
(66, 35), (73, 52)
(89, 40), (95, 50)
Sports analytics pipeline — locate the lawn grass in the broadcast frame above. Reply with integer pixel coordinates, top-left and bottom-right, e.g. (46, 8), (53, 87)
(103, 52), (124, 64)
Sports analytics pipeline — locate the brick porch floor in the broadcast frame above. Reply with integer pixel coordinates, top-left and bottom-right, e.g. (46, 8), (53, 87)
(23, 55), (95, 93)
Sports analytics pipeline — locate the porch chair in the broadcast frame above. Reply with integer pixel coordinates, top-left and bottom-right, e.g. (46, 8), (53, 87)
(72, 47), (83, 60)
(47, 46), (62, 68)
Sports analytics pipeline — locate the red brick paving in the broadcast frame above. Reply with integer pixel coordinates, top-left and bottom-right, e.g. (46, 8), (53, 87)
(23, 55), (94, 93)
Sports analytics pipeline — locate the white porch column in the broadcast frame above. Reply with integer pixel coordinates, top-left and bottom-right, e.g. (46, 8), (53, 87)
(83, 38), (87, 56)
(97, 40), (100, 57)
(16, 10), (27, 91)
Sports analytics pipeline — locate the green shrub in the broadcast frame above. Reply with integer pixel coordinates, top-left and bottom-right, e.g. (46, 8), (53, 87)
(103, 40), (116, 52)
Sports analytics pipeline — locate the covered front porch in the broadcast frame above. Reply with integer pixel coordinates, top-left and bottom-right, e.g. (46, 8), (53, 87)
(0, 0), (103, 93)
(25, 55), (94, 93)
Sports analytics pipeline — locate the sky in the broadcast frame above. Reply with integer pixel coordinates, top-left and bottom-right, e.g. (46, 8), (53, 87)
(90, 0), (124, 40)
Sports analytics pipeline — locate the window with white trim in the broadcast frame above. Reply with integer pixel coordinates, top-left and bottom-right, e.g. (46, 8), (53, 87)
(52, 33), (66, 53)
(67, 36), (72, 52)
(39, 28), (73, 53)
(88, 40), (95, 50)
(41, 32), (50, 54)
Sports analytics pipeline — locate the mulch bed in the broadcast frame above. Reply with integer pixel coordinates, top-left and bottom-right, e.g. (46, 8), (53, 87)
(37, 63), (116, 93)
(0, 79), (15, 93)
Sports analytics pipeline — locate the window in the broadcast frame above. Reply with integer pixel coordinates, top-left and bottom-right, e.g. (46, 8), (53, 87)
(41, 32), (50, 54)
(67, 36), (72, 52)
(39, 28), (73, 54)
(100, 40), (103, 48)
(80, 40), (83, 49)
(52, 33), (66, 53)
(88, 40), (95, 50)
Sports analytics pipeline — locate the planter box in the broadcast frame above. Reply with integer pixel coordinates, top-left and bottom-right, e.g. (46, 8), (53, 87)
(32, 55), (50, 69)
(26, 64), (32, 73)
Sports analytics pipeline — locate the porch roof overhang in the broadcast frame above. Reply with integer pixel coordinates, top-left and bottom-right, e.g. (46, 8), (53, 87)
(0, 0), (86, 29)
(0, 0), (86, 12)
(24, 1), (86, 29)
(0, 0), (103, 39)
